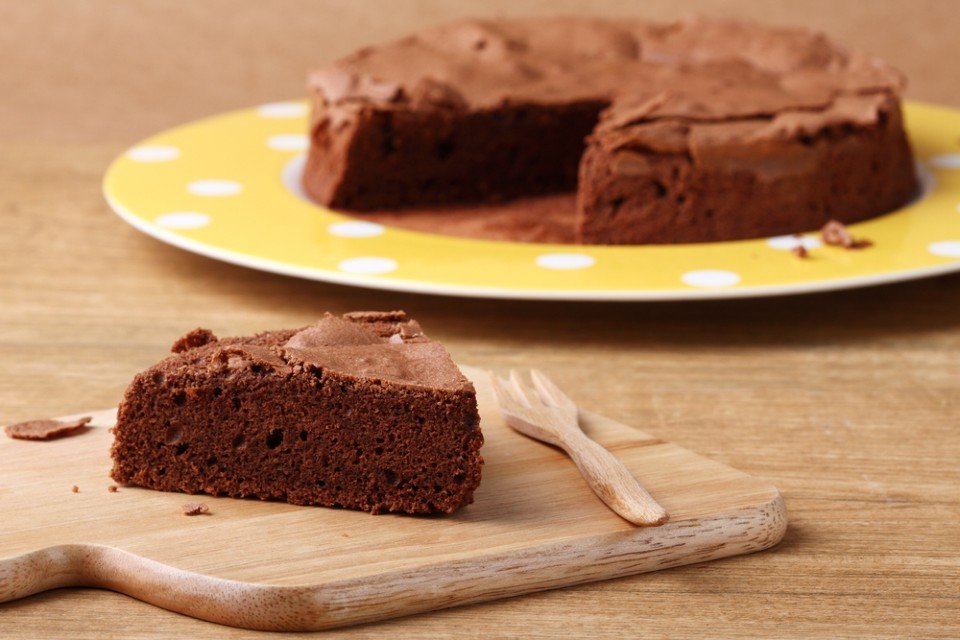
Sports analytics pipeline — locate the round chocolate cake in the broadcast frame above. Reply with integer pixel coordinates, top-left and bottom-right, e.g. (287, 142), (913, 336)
(302, 17), (917, 245)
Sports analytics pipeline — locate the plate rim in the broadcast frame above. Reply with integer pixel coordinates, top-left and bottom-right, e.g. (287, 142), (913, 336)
(103, 99), (960, 302)
(105, 189), (960, 301)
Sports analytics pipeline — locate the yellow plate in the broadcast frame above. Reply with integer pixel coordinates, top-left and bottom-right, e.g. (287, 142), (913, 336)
(103, 101), (960, 300)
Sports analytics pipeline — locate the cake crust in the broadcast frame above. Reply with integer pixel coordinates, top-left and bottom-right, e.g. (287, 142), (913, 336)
(110, 312), (483, 515)
(302, 17), (917, 244)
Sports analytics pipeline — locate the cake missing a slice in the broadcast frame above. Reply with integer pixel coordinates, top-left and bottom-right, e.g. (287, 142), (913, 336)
(302, 17), (917, 245)
(110, 311), (484, 515)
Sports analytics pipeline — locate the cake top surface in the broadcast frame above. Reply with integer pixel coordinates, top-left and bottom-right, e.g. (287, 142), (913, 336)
(309, 16), (903, 130)
(158, 312), (472, 392)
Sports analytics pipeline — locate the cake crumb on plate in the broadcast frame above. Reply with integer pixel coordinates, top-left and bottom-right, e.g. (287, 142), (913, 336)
(821, 220), (873, 250)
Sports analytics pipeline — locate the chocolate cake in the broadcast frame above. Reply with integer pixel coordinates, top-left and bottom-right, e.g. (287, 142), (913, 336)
(302, 17), (917, 244)
(110, 312), (483, 515)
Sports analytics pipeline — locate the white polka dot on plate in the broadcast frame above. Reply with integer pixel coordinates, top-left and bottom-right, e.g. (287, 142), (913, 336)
(928, 241), (960, 258)
(188, 179), (243, 197)
(267, 134), (309, 152)
(155, 211), (211, 230)
(338, 257), (398, 275)
(535, 253), (596, 270)
(682, 269), (741, 288)
(929, 153), (960, 169)
(127, 145), (180, 162)
(766, 235), (823, 251)
(257, 102), (308, 118)
(328, 221), (385, 238)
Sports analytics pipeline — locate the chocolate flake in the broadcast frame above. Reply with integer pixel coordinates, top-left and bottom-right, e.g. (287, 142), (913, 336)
(343, 310), (409, 323)
(172, 328), (218, 354)
(211, 344), (289, 372)
(4, 416), (92, 441)
(599, 90), (674, 131)
(410, 77), (467, 110)
(182, 502), (211, 516)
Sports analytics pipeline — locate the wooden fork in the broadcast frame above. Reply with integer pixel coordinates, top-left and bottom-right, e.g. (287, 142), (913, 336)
(490, 370), (668, 527)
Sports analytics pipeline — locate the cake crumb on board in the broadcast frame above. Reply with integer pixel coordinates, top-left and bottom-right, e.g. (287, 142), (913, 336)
(182, 502), (211, 516)
(4, 416), (92, 441)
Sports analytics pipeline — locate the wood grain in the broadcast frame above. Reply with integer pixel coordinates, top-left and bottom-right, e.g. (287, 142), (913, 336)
(1, 0), (959, 637)
(0, 366), (784, 631)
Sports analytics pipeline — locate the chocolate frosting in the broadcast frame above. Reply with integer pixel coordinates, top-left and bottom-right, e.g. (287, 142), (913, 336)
(309, 16), (903, 141)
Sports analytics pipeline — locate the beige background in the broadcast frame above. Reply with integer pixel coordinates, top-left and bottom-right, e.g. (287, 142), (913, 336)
(1, 1), (959, 637)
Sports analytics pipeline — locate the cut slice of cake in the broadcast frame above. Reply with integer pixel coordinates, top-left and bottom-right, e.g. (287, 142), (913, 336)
(110, 311), (484, 515)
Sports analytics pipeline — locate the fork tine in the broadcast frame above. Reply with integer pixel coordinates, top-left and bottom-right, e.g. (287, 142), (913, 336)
(490, 373), (516, 407)
(530, 369), (577, 413)
(489, 372), (506, 402)
(508, 370), (535, 408)
(494, 373), (529, 411)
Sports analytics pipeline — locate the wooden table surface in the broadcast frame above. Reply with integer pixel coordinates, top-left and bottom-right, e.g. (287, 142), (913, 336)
(2, 1), (958, 637)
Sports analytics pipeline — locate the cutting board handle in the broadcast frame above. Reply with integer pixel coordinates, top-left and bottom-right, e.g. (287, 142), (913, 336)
(0, 544), (319, 630)
(1, 546), (88, 601)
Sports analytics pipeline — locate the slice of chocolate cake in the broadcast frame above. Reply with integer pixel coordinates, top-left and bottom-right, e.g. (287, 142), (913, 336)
(110, 312), (483, 515)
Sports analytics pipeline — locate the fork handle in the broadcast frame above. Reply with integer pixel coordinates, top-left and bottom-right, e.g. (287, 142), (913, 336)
(559, 430), (669, 527)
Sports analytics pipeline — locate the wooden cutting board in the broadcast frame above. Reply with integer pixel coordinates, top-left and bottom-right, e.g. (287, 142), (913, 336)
(0, 366), (786, 631)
